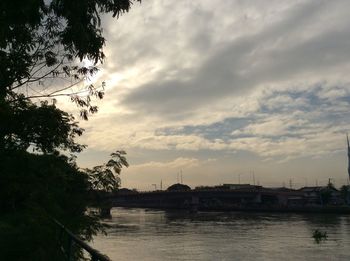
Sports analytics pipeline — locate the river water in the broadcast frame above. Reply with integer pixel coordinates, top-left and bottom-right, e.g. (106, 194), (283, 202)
(91, 207), (350, 260)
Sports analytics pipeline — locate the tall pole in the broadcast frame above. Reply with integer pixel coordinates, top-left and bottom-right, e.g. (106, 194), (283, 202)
(347, 134), (350, 183)
(304, 178), (308, 187)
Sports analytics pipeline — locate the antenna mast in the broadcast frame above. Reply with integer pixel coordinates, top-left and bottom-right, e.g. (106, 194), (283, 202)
(347, 134), (350, 182)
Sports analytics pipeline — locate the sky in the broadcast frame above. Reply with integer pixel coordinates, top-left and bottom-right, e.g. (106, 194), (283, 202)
(68, 0), (350, 190)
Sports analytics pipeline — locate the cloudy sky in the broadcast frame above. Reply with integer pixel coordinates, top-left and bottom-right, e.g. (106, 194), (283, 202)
(72, 0), (350, 190)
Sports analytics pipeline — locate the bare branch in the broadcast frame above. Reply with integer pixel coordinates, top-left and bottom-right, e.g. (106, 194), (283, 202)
(11, 59), (65, 91)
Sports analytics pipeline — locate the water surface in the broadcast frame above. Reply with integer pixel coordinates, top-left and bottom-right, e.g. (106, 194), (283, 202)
(92, 207), (350, 260)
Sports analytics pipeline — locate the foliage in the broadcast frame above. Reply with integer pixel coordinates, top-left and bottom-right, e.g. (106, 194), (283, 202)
(0, 92), (129, 260)
(1, 0), (140, 119)
(86, 150), (129, 192)
(312, 229), (328, 244)
(0, 98), (114, 260)
(327, 181), (335, 189)
(0, 95), (85, 153)
(0, 151), (103, 260)
(0, 0), (138, 260)
(340, 185), (350, 204)
(320, 189), (332, 205)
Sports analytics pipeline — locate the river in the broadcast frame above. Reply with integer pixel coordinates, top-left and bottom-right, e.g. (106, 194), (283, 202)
(91, 207), (350, 260)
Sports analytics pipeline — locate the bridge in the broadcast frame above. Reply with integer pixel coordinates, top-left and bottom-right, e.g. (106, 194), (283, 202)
(111, 188), (305, 211)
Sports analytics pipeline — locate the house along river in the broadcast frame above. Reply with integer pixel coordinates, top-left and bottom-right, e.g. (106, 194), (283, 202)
(91, 207), (350, 260)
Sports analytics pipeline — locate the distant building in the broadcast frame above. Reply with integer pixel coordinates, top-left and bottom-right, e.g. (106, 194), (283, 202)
(117, 188), (139, 195)
(167, 183), (191, 192)
(194, 184), (262, 191)
(221, 184), (262, 190)
(299, 186), (342, 205)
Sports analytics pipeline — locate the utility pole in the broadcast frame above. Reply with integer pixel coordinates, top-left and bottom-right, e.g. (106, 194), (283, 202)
(347, 134), (350, 182)
(304, 178), (308, 187)
(328, 178), (334, 187)
(180, 169), (183, 184)
(160, 179), (163, 190)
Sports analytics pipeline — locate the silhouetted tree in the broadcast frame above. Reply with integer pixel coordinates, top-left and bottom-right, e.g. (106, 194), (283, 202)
(1, 95), (85, 153)
(87, 150), (129, 192)
(0, 151), (99, 260)
(0, 1), (139, 260)
(340, 185), (350, 204)
(0, 100), (103, 260)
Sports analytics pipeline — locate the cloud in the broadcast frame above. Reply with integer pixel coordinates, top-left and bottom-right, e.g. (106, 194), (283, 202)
(130, 157), (200, 170)
(116, 0), (350, 119)
(78, 81), (350, 164)
(70, 0), (350, 173)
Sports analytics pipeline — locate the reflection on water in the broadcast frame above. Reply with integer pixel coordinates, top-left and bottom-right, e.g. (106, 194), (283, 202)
(91, 208), (350, 261)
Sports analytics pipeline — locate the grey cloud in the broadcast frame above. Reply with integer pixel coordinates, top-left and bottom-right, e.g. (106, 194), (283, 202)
(82, 0), (350, 160)
(121, 0), (350, 116)
(101, 1), (217, 72)
(76, 1), (350, 188)
(142, 84), (350, 158)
